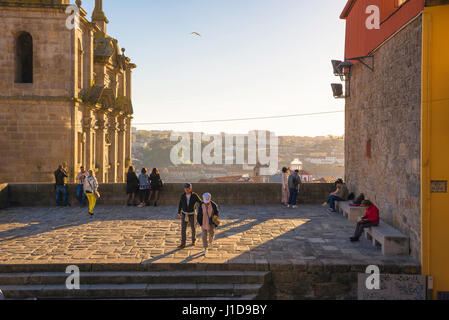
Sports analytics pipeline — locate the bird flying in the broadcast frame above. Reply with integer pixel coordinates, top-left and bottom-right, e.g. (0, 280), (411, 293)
(191, 32), (201, 37)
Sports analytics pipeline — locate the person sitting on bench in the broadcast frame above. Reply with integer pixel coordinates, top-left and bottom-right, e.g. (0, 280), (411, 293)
(350, 200), (380, 242)
(323, 180), (348, 213)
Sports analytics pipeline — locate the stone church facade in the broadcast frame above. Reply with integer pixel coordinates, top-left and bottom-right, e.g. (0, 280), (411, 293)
(0, 0), (136, 183)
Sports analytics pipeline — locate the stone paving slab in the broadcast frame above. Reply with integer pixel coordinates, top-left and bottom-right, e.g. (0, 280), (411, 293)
(0, 205), (419, 266)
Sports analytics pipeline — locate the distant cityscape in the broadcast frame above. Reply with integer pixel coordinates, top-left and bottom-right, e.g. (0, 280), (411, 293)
(131, 129), (345, 183)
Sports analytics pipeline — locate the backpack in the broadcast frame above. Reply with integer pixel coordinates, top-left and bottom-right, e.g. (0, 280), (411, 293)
(353, 193), (365, 205)
(348, 192), (355, 201)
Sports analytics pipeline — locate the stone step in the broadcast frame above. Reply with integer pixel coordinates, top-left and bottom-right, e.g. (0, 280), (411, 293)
(0, 271), (269, 286)
(0, 283), (263, 300)
(0, 263), (270, 273)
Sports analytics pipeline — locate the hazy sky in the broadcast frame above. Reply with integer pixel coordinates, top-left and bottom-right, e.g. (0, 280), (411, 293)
(81, 0), (348, 137)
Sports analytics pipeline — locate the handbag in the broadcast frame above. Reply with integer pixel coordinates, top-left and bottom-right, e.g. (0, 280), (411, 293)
(209, 215), (220, 227)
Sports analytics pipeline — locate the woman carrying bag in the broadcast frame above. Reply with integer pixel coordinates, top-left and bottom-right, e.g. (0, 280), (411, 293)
(196, 193), (220, 255)
(84, 169), (100, 217)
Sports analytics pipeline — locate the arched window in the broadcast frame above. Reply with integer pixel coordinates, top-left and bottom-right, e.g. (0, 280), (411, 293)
(15, 32), (33, 83)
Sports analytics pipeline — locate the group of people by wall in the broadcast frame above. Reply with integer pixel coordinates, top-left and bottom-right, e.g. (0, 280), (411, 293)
(125, 166), (163, 208)
(321, 179), (380, 242)
(55, 165), (379, 249)
(54, 165), (100, 217)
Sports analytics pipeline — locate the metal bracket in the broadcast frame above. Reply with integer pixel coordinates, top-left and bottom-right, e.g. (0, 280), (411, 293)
(345, 55), (374, 72)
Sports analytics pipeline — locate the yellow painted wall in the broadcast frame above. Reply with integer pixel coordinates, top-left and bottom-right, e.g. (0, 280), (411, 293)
(421, 4), (449, 299)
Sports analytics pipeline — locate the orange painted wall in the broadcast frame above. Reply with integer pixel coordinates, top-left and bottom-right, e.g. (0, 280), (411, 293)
(342, 0), (424, 59)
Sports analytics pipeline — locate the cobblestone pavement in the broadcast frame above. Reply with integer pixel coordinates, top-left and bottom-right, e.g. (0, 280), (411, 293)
(0, 205), (418, 265)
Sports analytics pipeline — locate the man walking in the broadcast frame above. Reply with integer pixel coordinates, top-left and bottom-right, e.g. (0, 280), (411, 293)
(288, 169), (301, 208)
(54, 164), (69, 207)
(75, 166), (88, 207)
(177, 183), (202, 249)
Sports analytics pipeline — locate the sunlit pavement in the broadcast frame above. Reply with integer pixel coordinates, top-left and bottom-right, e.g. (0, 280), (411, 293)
(0, 205), (418, 266)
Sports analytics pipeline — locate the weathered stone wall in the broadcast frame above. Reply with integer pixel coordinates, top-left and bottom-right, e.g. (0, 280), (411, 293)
(0, 6), (75, 183)
(5, 183), (335, 207)
(270, 263), (421, 300)
(0, 99), (74, 183)
(345, 16), (422, 259)
(0, 6), (73, 97)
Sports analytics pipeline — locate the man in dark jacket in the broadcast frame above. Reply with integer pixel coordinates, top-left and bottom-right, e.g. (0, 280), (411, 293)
(177, 183), (202, 249)
(288, 170), (302, 208)
(54, 164), (69, 207)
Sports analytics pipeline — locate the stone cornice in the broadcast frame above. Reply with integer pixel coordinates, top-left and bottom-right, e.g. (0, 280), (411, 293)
(0, 1), (69, 9)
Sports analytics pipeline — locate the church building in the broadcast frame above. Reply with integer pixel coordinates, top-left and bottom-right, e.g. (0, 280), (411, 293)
(0, 0), (136, 183)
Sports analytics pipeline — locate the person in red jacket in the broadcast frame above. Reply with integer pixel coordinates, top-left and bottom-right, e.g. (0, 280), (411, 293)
(350, 200), (380, 242)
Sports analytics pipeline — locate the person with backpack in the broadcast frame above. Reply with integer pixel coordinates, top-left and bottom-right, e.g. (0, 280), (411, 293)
(197, 193), (220, 255)
(287, 169), (302, 208)
(137, 168), (150, 208)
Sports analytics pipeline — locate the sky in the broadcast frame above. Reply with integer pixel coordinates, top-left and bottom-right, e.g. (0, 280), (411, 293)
(80, 0), (348, 137)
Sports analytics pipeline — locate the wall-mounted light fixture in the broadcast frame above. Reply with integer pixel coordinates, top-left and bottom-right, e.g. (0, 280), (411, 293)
(330, 56), (374, 99)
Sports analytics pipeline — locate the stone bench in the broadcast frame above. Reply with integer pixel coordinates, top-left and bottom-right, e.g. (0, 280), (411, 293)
(365, 220), (410, 256)
(335, 201), (365, 222)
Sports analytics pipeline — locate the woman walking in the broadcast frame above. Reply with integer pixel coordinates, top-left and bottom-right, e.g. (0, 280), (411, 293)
(83, 169), (100, 217)
(149, 168), (163, 207)
(281, 167), (290, 207)
(197, 193), (220, 255)
(126, 166), (139, 206)
(138, 168), (150, 208)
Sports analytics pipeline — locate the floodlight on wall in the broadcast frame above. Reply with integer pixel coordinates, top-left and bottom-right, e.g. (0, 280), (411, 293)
(330, 55), (374, 99)
(332, 60), (343, 76)
(330, 60), (353, 98)
(331, 83), (344, 99)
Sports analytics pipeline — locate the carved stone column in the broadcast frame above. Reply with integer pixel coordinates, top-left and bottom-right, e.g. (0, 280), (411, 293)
(82, 109), (95, 171)
(95, 112), (108, 183)
(125, 116), (132, 169)
(117, 116), (127, 183)
(107, 112), (118, 183)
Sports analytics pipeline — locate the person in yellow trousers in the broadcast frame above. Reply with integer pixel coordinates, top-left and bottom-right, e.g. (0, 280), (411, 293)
(83, 169), (100, 217)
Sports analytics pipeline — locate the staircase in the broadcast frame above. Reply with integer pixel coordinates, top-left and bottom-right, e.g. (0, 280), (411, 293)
(0, 266), (272, 300)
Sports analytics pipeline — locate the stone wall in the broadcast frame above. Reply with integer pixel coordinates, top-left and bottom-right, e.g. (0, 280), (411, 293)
(270, 263), (421, 300)
(4, 183), (335, 207)
(0, 99), (74, 183)
(345, 16), (422, 259)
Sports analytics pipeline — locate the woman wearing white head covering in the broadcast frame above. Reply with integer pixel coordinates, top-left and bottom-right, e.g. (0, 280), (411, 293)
(196, 193), (220, 255)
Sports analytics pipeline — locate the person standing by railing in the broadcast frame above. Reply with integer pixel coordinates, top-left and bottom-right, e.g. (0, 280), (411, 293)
(281, 167), (290, 207)
(126, 166), (139, 206)
(54, 164), (69, 207)
(137, 168), (150, 208)
(149, 168), (163, 207)
(75, 166), (88, 207)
